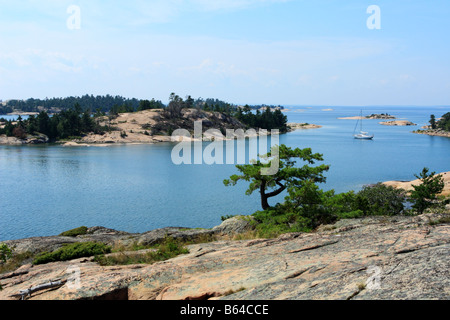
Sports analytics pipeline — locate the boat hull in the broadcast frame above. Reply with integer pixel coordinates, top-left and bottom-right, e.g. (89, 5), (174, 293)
(354, 134), (374, 140)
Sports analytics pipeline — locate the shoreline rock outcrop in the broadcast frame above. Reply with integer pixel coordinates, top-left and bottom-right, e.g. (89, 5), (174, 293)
(379, 120), (416, 126)
(1, 216), (255, 256)
(287, 123), (322, 132)
(0, 133), (49, 145)
(383, 171), (450, 196)
(413, 129), (450, 138)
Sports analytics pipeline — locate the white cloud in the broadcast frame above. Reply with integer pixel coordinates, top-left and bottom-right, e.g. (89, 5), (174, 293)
(0, 30), (395, 103)
(1, 1), (448, 105)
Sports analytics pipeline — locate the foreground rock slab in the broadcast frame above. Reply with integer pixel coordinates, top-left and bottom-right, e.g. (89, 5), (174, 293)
(0, 214), (449, 300)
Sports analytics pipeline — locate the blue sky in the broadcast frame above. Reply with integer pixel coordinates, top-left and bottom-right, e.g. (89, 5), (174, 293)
(0, 0), (449, 106)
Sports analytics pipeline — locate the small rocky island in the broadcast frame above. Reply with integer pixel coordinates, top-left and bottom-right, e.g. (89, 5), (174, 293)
(367, 113), (396, 120)
(287, 123), (322, 131)
(379, 120), (417, 126)
(338, 113), (396, 120)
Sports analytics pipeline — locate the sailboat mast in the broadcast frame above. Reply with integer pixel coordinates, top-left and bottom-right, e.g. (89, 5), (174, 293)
(360, 110), (363, 132)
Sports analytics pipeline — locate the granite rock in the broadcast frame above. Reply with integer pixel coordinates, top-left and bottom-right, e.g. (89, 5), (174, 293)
(0, 214), (448, 300)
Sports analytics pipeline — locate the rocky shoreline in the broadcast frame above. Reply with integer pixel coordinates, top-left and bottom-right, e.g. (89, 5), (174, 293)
(1, 213), (449, 300)
(0, 110), (322, 146)
(0, 133), (49, 145)
(413, 129), (450, 138)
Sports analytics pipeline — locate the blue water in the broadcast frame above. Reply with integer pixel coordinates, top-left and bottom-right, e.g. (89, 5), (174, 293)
(0, 115), (31, 121)
(1, 106), (449, 241)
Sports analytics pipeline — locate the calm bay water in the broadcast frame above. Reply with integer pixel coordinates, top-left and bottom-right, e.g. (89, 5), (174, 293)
(1, 106), (449, 241)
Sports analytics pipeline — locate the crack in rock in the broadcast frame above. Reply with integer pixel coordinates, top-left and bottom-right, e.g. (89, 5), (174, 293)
(288, 240), (339, 254)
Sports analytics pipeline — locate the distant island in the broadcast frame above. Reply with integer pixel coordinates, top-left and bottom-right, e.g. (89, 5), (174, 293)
(379, 120), (417, 126)
(0, 95), (282, 116)
(0, 93), (320, 146)
(338, 113), (396, 120)
(287, 123), (322, 131)
(339, 113), (419, 127)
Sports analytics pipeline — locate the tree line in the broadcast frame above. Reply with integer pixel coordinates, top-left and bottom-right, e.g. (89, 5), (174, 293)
(1, 95), (156, 114)
(0, 94), (237, 115)
(0, 104), (105, 140)
(0, 105), (13, 115)
(1, 93), (290, 139)
(168, 96), (288, 132)
(234, 105), (288, 133)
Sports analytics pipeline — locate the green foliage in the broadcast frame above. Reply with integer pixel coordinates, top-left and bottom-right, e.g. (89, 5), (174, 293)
(152, 237), (190, 260)
(410, 168), (445, 214)
(110, 103), (135, 115)
(355, 183), (407, 216)
(429, 114), (437, 129)
(283, 181), (337, 229)
(224, 144), (330, 211)
(252, 205), (315, 238)
(0, 120), (15, 136)
(2, 105), (108, 141)
(165, 93), (185, 119)
(225, 144), (335, 235)
(0, 251), (33, 276)
(234, 106), (288, 132)
(436, 112), (450, 131)
(221, 215), (236, 221)
(224, 145), (422, 237)
(195, 97), (236, 114)
(334, 210), (365, 220)
(249, 183), (408, 237)
(2, 94), (239, 116)
(0, 243), (13, 263)
(94, 237), (189, 266)
(321, 184), (406, 220)
(137, 99), (165, 111)
(33, 242), (111, 265)
(4, 95), (142, 114)
(0, 105), (13, 115)
(428, 215), (450, 226)
(59, 226), (88, 237)
(323, 190), (358, 217)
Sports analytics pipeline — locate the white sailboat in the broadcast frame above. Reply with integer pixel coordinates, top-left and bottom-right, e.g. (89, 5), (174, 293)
(354, 111), (374, 140)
